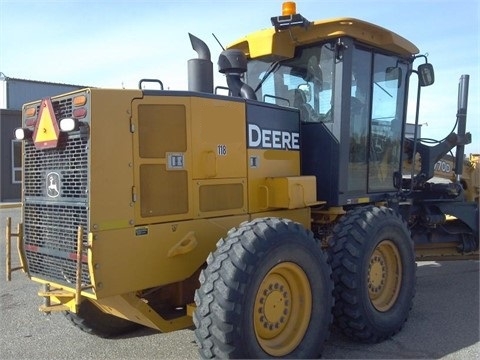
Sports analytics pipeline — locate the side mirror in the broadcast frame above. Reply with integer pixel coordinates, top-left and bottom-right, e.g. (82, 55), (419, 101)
(418, 63), (435, 87)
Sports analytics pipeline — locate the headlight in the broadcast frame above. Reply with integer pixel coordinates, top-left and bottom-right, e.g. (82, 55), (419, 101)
(14, 128), (32, 140)
(59, 118), (78, 132)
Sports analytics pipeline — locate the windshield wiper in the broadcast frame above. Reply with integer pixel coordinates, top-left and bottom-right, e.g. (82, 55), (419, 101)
(374, 82), (393, 98)
(254, 61), (281, 93)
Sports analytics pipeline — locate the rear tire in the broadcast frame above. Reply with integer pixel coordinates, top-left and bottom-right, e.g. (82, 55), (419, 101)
(328, 206), (416, 342)
(64, 299), (141, 338)
(194, 217), (334, 358)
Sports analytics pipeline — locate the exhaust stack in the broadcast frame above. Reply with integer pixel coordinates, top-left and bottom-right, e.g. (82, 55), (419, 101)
(188, 33), (213, 93)
(454, 74), (470, 182)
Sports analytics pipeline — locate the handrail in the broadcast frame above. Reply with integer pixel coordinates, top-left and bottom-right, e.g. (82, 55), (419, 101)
(75, 225), (84, 310)
(74, 225), (93, 312)
(5, 217), (25, 281)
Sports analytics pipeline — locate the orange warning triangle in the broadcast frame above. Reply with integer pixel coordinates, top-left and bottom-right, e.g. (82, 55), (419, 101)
(33, 98), (60, 149)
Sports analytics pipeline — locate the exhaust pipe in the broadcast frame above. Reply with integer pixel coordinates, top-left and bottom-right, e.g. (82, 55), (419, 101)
(454, 74), (470, 183)
(188, 33), (213, 93)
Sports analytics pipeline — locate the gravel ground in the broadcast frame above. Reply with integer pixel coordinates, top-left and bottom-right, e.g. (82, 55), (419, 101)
(1, 206), (478, 359)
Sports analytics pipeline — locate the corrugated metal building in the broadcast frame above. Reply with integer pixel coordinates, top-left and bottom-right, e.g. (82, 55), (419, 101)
(0, 109), (22, 201)
(0, 74), (84, 202)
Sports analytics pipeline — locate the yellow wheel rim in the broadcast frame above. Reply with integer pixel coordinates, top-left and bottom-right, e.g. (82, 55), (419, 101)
(253, 262), (312, 357)
(368, 240), (402, 312)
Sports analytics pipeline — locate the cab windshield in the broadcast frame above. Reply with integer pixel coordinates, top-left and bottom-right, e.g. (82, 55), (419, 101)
(245, 43), (335, 123)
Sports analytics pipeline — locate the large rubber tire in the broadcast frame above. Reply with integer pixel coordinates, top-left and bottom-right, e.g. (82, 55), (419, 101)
(194, 217), (334, 359)
(64, 299), (141, 338)
(328, 206), (416, 343)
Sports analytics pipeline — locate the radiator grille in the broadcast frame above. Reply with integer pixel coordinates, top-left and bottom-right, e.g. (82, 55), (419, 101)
(23, 95), (91, 287)
(24, 203), (90, 285)
(24, 134), (88, 198)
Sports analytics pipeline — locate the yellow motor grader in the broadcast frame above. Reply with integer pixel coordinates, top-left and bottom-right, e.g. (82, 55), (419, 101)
(430, 153), (479, 202)
(7, 2), (478, 358)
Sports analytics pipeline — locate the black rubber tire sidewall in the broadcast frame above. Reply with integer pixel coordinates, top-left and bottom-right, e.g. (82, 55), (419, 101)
(240, 232), (332, 358)
(357, 212), (415, 333)
(328, 206), (416, 342)
(194, 218), (334, 359)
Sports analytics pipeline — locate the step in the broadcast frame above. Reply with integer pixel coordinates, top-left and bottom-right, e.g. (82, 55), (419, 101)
(38, 289), (75, 298)
(39, 303), (70, 313)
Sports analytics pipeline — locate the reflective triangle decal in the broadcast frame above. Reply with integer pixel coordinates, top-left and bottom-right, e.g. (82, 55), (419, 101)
(33, 98), (60, 149)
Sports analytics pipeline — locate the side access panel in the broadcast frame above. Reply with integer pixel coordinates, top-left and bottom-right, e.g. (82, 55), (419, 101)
(130, 94), (248, 224)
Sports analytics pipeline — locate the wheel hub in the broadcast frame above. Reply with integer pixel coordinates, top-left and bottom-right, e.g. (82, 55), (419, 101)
(368, 240), (402, 312)
(368, 254), (387, 293)
(253, 262), (312, 356)
(256, 274), (291, 338)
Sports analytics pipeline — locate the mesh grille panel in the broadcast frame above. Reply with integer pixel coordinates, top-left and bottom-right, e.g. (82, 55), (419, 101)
(24, 203), (90, 285)
(23, 94), (91, 287)
(24, 135), (88, 198)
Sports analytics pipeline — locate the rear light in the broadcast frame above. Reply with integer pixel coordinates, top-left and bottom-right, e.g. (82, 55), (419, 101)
(14, 128), (32, 140)
(59, 118), (89, 133)
(73, 107), (87, 119)
(73, 95), (87, 106)
(59, 118), (78, 132)
(25, 107), (36, 117)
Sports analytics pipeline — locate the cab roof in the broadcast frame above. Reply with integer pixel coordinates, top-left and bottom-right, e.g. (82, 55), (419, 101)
(227, 17), (419, 60)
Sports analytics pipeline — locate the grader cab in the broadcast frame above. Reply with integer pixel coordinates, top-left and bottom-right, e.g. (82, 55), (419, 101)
(7, 2), (478, 358)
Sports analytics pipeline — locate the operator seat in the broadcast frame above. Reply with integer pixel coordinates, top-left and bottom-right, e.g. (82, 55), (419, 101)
(293, 88), (316, 122)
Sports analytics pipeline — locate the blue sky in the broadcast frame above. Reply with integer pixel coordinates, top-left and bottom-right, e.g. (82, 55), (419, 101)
(1, 0), (479, 153)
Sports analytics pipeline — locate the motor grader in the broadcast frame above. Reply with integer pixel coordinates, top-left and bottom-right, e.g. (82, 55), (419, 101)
(431, 153), (479, 202)
(7, 2), (478, 358)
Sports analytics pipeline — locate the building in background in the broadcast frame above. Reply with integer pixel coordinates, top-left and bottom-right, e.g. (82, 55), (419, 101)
(0, 74), (84, 202)
(405, 123), (422, 139)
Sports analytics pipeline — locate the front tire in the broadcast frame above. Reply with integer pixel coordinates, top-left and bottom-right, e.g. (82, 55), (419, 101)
(194, 217), (334, 358)
(328, 206), (416, 342)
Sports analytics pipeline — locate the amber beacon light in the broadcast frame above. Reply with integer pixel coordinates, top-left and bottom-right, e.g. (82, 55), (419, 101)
(282, 2), (297, 16)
